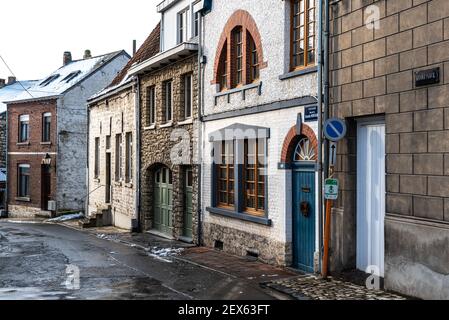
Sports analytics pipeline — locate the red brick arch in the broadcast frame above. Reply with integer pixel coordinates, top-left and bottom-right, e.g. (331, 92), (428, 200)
(280, 123), (318, 163)
(212, 10), (267, 85)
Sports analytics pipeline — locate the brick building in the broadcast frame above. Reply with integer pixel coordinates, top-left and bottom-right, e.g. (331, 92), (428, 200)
(329, 0), (449, 299)
(0, 78), (38, 210)
(87, 26), (160, 231)
(5, 51), (129, 217)
(128, 0), (209, 243)
(200, 0), (320, 268)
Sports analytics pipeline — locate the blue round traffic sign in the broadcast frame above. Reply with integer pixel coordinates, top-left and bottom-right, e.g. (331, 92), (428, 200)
(324, 118), (347, 142)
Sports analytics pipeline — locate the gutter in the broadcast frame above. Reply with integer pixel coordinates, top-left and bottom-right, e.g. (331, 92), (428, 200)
(197, 10), (204, 246)
(87, 80), (135, 106)
(5, 110), (8, 215)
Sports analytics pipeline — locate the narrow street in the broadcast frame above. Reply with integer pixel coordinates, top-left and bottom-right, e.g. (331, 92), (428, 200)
(0, 220), (286, 300)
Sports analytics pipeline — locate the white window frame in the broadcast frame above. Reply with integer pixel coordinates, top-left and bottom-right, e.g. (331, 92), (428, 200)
(177, 8), (189, 44)
(18, 164), (30, 198)
(42, 112), (51, 142)
(19, 114), (29, 143)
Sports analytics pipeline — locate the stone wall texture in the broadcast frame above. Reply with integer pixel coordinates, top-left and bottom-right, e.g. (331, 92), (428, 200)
(329, 0), (449, 299)
(139, 55), (200, 243)
(88, 84), (137, 231)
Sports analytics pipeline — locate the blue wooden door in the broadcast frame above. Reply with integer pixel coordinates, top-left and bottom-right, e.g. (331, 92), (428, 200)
(292, 169), (316, 272)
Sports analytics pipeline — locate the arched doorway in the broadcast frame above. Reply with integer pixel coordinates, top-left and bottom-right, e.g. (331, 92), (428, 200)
(153, 166), (173, 235)
(292, 136), (317, 272)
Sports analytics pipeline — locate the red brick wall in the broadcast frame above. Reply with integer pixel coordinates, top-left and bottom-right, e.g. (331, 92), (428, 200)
(7, 100), (57, 211)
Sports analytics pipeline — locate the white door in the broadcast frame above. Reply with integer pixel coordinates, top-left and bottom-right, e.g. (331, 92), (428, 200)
(357, 121), (385, 277)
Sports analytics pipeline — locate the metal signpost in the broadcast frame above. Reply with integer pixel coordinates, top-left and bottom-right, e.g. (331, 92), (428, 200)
(322, 118), (347, 279)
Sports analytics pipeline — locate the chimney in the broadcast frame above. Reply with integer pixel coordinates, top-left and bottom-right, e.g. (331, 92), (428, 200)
(83, 50), (92, 59)
(0, 79), (5, 88)
(133, 40), (137, 56)
(63, 51), (72, 66)
(7, 76), (16, 85)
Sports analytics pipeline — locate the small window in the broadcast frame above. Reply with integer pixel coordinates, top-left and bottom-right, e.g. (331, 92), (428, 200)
(291, 0), (316, 70)
(184, 74), (193, 119)
(125, 133), (133, 183)
(147, 86), (156, 126)
(40, 74), (60, 87)
(19, 114), (29, 143)
(61, 71), (81, 83)
(294, 137), (317, 161)
(115, 134), (122, 181)
(177, 9), (189, 44)
(218, 42), (228, 91)
(164, 80), (173, 123)
(248, 33), (259, 82)
(94, 138), (100, 178)
(194, 12), (200, 37)
(18, 164), (30, 198)
(42, 112), (51, 142)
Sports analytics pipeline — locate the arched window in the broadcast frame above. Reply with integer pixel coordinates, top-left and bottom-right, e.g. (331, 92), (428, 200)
(214, 10), (265, 91)
(293, 137), (317, 161)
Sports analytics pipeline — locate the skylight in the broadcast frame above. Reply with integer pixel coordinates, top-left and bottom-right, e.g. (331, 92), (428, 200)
(40, 74), (60, 87)
(61, 71), (81, 83)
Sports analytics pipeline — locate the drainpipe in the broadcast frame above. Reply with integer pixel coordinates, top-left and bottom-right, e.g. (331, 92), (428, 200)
(135, 76), (141, 232)
(196, 10), (204, 246)
(86, 105), (90, 216)
(317, 0), (324, 270)
(5, 111), (8, 215)
(324, 0), (330, 180)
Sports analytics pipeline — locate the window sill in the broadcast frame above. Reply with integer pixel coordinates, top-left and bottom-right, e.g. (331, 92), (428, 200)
(15, 197), (31, 202)
(206, 206), (272, 226)
(143, 124), (156, 131)
(159, 122), (173, 128)
(178, 118), (193, 126)
(17, 142), (30, 146)
(214, 82), (263, 105)
(279, 66), (318, 81)
(40, 142), (52, 145)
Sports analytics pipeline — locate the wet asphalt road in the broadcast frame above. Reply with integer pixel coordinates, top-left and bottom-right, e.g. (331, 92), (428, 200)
(0, 221), (276, 300)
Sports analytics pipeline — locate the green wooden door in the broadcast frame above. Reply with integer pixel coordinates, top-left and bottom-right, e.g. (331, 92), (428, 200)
(154, 167), (173, 234)
(183, 169), (193, 238)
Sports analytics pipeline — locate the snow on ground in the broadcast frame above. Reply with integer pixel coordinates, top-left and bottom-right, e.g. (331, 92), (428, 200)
(47, 213), (84, 222)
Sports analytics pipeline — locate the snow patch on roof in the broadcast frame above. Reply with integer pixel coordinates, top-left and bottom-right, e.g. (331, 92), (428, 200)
(0, 81), (39, 113)
(6, 51), (123, 103)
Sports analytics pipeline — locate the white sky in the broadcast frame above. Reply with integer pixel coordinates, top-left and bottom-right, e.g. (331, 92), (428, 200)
(0, 0), (160, 81)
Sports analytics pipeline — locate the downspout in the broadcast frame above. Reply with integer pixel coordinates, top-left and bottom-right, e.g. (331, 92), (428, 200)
(317, 0), (324, 270)
(5, 111), (8, 215)
(196, 10), (204, 246)
(324, 0), (330, 180)
(135, 76), (141, 232)
(86, 104), (90, 216)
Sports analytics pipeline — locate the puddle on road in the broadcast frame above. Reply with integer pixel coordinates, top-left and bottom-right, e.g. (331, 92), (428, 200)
(0, 287), (69, 300)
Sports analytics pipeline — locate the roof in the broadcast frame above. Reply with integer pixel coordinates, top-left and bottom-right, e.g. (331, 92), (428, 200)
(0, 80), (39, 113)
(89, 23), (161, 103)
(5, 51), (128, 104)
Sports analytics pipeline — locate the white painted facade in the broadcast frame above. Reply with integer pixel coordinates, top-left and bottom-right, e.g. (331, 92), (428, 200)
(159, 0), (200, 51)
(200, 0), (319, 266)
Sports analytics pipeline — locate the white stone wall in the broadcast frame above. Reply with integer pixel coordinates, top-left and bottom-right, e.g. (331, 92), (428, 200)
(201, 0), (319, 264)
(88, 85), (137, 231)
(202, 0), (319, 116)
(56, 53), (130, 211)
(202, 108), (319, 244)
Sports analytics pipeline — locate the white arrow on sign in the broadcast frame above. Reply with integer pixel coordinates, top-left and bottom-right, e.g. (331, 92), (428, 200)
(329, 141), (337, 167)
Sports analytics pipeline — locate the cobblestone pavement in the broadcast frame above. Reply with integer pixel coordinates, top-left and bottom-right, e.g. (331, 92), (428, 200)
(263, 274), (409, 300)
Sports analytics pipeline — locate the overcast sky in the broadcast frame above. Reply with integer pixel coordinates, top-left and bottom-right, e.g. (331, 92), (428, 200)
(0, 0), (160, 81)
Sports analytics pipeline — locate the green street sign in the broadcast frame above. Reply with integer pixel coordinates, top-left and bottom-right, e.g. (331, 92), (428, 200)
(325, 179), (339, 200)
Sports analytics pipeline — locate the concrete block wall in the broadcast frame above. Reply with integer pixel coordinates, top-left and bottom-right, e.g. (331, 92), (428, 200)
(330, 0), (449, 299)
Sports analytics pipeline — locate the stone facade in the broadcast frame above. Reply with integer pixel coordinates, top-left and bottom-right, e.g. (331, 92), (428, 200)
(0, 112), (6, 168)
(201, 1), (319, 267)
(88, 84), (137, 230)
(329, 0), (449, 299)
(139, 55), (200, 243)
